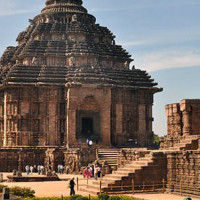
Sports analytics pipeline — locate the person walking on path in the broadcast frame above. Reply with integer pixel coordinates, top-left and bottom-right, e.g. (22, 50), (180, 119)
(69, 177), (76, 196)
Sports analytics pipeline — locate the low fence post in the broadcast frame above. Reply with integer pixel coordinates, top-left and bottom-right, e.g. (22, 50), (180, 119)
(132, 179), (134, 194)
(100, 181), (102, 194)
(77, 177), (79, 191)
(89, 194), (91, 200)
(180, 180), (182, 196)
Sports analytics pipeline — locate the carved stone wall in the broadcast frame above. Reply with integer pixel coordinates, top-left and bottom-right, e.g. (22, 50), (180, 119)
(167, 150), (200, 196)
(111, 89), (154, 147)
(0, 148), (45, 172)
(0, 87), (65, 147)
(117, 148), (150, 167)
(161, 99), (200, 149)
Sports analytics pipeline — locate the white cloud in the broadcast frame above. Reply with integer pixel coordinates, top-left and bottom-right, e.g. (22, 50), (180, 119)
(0, 0), (42, 16)
(134, 49), (200, 72)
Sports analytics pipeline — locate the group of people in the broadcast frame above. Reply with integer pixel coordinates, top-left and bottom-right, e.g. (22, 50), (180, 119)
(25, 165), (45, 175)
(83, 165), (102, 180)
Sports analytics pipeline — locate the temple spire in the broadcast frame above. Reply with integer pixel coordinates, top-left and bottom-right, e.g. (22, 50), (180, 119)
(45, 0), (83, 6)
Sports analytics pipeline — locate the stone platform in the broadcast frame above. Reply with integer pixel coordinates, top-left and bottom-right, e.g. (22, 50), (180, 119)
(7, 175), (60, 182)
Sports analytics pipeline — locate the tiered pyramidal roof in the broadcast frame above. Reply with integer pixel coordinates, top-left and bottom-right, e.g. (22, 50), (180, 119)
(0, 0), (162, 92)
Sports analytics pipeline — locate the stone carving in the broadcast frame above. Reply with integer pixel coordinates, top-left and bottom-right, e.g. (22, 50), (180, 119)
(124, 61), (129, 69)
(72, 14), (78, 22)
(94, 58), (99, 67)
(69, 57), (75, 66)
(32, 57), (39, 66)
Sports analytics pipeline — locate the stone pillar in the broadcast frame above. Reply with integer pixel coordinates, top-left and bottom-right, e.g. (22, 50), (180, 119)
(48, 102), (58, 145)
(138, 104), (146, 146)
(182, 110), (191, 136)
(66, 88), (76, 147)
(3, 92), (7, 147)
(116, 103), (123, 142)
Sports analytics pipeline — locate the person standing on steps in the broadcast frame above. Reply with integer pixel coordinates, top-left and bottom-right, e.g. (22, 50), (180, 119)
(69, 177), (76, 196)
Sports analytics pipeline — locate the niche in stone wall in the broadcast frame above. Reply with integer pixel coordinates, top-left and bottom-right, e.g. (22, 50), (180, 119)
(33, 119), (40, 132)
(32, 103), (40, 116)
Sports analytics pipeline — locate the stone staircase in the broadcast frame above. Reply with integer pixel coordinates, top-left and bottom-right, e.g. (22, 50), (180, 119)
(167, 135), (200, 151)
(79, 151), (167, 195)
(97, 149), (119, 167)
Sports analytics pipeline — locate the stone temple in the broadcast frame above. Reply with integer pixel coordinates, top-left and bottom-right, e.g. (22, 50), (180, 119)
(0, 0), (162, 150)
(1, 1), (200, 197)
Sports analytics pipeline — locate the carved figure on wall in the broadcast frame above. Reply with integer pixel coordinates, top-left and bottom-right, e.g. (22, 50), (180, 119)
(45, 149), (55, 172)
(65, 154), (76, 173)
(124, 61), (129, 69)
(32, 57), (39, 66)
(69, 57), (75, 67)
(72, 14), (77, 22)
(94, 58), (99, 67)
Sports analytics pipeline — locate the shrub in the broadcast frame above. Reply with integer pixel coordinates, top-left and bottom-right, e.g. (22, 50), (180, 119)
(98, 193), (109, 200)
(0, 184), (7, 193)
(10, 186), (35, 198)
(108, 196), (121, 200)
(70, 195), (82, 200)
(76, 196), (89, 200)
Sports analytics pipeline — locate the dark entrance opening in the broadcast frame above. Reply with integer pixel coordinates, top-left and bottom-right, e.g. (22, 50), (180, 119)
(76, 110), (100, 139)
(82, 117), (93, 137)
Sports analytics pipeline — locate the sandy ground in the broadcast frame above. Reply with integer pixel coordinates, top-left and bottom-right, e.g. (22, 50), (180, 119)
(1, 173), (200, 199)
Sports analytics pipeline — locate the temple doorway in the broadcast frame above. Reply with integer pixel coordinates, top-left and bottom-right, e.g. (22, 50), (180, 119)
(82, 117), (94, 137)
(76, 110), (100, 139)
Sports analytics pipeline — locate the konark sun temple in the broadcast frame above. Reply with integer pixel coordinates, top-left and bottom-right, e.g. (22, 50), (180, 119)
(1, 0), (200, 197)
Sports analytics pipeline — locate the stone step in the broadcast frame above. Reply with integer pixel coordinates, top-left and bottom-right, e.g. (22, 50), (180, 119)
(168, 147), (180, 151)
(79, 186), (100, 195)
(117, 165), (141, 170)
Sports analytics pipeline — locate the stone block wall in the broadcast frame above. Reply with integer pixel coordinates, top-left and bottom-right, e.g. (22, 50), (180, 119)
(117, 148), (150, 167)
(161, 99), (200, 149)
(111, 89), (154, 147)
(167, 150), (200, 196)
(0, 87), (65, 147)
(0, 148), (45, 172)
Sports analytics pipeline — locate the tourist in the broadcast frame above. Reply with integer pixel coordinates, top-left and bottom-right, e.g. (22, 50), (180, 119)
(94, 166), (98, 180)
(83, 168), (87, 178)
(69, 177), (76, 196)
(91, 165), (94, 177)
(33, 165), (37, 173)
(98, 166), (101, 178)
(30, 166), (33, 174)
(60, 164), (64, 174)
(41, 165), (45, 175)
(58, 164), (61, 174)
(37, 165), (41, 175)
(66, 165), (69, 174)
(86, 138), (89, 147)
(89, 140), (93, 147)
(87, 167), (92, 178)
(25, 165), (30, 175)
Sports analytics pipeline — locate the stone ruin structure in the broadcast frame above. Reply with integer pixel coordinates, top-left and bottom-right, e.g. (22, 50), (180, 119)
(0, 0), (200, 197)
(161, 99), (200, 149)
(0, 0), (162, 173)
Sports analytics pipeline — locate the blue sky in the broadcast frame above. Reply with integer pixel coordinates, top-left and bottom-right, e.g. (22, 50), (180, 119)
(0, 0), (200, 136)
